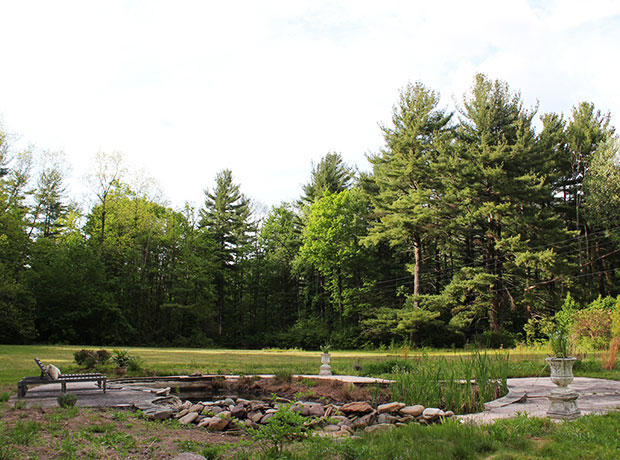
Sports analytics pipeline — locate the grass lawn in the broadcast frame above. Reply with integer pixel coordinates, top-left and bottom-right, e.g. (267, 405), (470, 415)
(0, 344), (613, 390)
(2, 344), (620, 459)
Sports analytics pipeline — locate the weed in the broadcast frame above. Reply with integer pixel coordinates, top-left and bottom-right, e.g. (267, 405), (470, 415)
(12, 421), (42, 445)
(0, 393), (9, 403)
(300, 378), (317, 387)
(274, 370), (293, 384)
(239, 402), (314, 456)
(11, 401), (26, 410)
(57, 393), (78, 408)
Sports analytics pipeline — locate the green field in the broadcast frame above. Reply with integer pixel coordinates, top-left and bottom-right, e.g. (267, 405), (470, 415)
(0, 344), (537, 388)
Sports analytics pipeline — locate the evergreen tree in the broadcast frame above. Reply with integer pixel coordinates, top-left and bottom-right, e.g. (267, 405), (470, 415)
(199, 169), (252, 337)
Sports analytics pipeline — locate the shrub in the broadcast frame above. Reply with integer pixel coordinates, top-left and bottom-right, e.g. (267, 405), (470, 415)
(240, 402), (313, 455)
(74, 349), (111, 368)
(95, 349), (111, 364)
(570, 303), (612, 351)
(57, 393), (77, 408)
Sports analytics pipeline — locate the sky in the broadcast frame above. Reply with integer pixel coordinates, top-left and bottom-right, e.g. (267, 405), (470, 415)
(0, 0), (619, 211)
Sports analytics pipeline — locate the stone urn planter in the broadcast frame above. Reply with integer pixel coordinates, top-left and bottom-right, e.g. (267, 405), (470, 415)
(319, 352), (332, 376)
(546, 357), (580, 420)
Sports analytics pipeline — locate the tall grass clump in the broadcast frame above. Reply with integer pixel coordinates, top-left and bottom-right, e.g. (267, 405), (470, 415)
(390, 351), (508, 414)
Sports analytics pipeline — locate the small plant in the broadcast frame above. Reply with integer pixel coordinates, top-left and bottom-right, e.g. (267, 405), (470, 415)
(112, 349), (131, 367)
(549, 328), (571, 358)
(320, 342), (332, 354)
(274, 370), (293, 384)
(57, 393), (77, 408)
(12, 401), (26, 410)
(74, 348), (111, 368)
(0, 393), (10, 403)
(240, 402), (313, 455)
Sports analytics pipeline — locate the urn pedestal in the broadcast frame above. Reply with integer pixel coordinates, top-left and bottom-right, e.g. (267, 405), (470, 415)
(319, 353), (332, 376)
(546, 357), (580, 420)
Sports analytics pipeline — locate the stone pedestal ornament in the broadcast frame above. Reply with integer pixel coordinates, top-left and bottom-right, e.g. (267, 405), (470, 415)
(546, 357), (580, 420)
(319, 353), (332, 376)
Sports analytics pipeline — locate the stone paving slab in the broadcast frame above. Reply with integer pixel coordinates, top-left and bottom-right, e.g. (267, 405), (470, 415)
(461, 377), (620, 423)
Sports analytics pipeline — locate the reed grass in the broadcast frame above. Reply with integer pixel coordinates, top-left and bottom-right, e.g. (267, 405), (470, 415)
(390, 351), (509, 414)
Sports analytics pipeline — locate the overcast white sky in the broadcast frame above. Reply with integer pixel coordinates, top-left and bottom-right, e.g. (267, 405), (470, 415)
(0, 0), (619, 210)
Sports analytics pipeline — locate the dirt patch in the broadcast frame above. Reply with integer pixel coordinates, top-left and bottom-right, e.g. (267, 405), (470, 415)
(191, 376), (392, 405)
(0, 405), (241, 459)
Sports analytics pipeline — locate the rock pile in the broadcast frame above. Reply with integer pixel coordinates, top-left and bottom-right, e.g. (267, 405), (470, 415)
(141, 395), (457, 436)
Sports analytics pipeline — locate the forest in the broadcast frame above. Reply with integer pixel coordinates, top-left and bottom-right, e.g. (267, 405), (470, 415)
(1, 74), (619, 350)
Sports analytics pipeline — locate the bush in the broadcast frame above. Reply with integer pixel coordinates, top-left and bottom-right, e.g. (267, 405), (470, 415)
(570, 302), (613, 351)
(57, 393), (77, 408)
(73, 349), (111, 368)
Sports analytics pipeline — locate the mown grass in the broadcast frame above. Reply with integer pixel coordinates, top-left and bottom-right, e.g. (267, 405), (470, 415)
(0, 343), (612, 390)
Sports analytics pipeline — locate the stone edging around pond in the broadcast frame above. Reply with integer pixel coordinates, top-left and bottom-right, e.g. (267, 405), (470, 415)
(139, 394), (457, 437)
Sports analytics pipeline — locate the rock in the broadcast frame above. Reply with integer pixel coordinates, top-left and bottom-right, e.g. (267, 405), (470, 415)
(182, 401), (192, 409)
(171, 453), (207, 460)
(178, 412), (199, 425)
(324, 405), (335, 417)
(223, 397), (235, 406)
(308, 404), (325, 417)
(377, 402), (405, 414)
(189, 403), (204, 413)
(152, 387), (170, 396)
(377, 413), (399, 424)
(175, 408), (189, 419)
(208, 417), (229, 431)
(197, 417), (212, 427)
(143, 408), (174, 421)
(250, 401), (270, 411)
(231, 404), (246, 419)
(219, 411), (231, 419)
(329, 415), (350, 425)
(400, 405), (424, 417)
(350, 412), (375, 430)
(445, 410), (455, 418)
(397, 415), (415, 423)
(323, 424), (341, 432)
(265, 408), (278, 414)
(208, 406), (223, 415)
(249, 411), (263, 423)
(422, 408), (445, 421)
(364, 423), (395, 433)
(340, 402), (373, 414)
(260, 413), (274, 424)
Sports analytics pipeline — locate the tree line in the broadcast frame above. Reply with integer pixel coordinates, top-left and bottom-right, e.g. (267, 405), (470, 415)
(1, 74), (619, 349)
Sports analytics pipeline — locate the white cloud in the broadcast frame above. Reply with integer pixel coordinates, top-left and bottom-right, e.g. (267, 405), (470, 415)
(0, 0), (618, 209)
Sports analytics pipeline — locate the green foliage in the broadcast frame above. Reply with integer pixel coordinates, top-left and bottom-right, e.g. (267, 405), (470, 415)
(112, 348), (144, 370)
(0, 394), (9, 403)
(390, 351), (508, 413)
(73, 349), (111, 368)
(549, 329), (571, 358)
(57, 393), (77, 408)
(241, 402), (313, 455)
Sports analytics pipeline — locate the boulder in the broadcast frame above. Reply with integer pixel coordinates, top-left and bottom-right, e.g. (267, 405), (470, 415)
(189, 403), (204, 413)
(422, 408), (445, 421)
(260, 413), (274, 424)
(377, 402), (405, 414)
(208, 417), (229, 431)
(307, 404), (325, 417)
(231, 404), (246, 419)
(376, 413), (399, 424)
(175, 409), (189, 419)
(171, 453), (207, 460)
(249, 411), (263, 423)
(178, 412), (199, 425)
(364, 423), (395, 433)
(340, 401), (373, 414)
(144, 408), (174, 421)
(400, 405), (424, 417)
